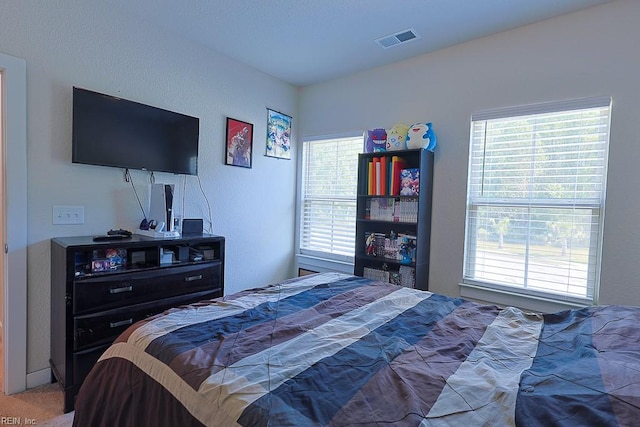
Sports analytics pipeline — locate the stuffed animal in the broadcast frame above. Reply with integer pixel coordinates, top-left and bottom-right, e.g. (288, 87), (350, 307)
(364, 128), (387, 153)
(406, 122), (437, 151)
(386, 124), (409, 151)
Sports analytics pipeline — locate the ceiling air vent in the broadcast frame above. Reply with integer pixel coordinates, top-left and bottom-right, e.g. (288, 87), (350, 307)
(375, 28), (420, 49)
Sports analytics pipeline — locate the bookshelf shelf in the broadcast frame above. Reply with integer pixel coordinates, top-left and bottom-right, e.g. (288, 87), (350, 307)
(356, 218), (418, 225)
(354, 149), (433, 290)
(359, 253), (416, 267)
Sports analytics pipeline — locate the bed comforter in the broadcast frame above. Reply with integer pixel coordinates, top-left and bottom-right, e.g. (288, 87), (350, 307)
(72, 272), (640, 426)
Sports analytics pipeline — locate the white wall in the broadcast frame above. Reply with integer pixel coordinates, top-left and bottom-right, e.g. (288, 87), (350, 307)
(300, 0), (640, 307)
(0, 0), (298, 376)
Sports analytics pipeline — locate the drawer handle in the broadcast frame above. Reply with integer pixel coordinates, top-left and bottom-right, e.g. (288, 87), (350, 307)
(110, 318), (133, 328)
(109, 285), (133, 294)
(185, 274), (203, 282)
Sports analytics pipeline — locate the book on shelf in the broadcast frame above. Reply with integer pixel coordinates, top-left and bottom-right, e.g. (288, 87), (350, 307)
(366, 155), (408, 197)
(399, 265), (416, 288)
(367, 161), (374, 195)
(367, 198), (394, 222)
(363, 267), (390, 282)
(381, 156), (388, 196)
(362, 266), (415, 288)
(363, 231), (417, 263)
(400, 168), (420, 196)
(375, 158), (382, 195)
(398, 234), (417, 265)
(366, 155), (421, 198)
(390, 156), (407, 196)
(369, 158), (375, 195)
(366, 197), (418, 223)
(374, 233), (386, 257)
(384, 235), (399, 260)
(398, 198), (418, 223)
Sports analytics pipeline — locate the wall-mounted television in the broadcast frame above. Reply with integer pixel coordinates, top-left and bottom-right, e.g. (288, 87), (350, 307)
(72, 87), (199, 175)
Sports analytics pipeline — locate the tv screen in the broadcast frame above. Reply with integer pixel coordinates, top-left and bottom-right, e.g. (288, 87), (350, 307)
(72, 87), (199, 175)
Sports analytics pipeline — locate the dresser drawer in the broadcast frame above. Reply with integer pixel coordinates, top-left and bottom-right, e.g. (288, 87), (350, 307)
(73, 344), (111, 389)
(73, 262), (222, 314)
(73, 289), (217, 351)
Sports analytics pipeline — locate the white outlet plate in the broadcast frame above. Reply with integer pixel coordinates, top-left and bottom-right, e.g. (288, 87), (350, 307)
(53, 205), (85, 225)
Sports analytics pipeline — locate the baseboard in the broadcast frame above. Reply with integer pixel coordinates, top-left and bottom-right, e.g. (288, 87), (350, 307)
(27, 367), (52, 389)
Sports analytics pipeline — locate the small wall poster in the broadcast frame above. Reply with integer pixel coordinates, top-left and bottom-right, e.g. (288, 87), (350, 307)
(225, 117), (253, 168)
(265, 108), (291, 160)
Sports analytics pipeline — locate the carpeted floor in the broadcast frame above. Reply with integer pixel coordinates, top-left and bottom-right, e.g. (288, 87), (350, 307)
(0, 332), (73, 426)
(0, 381), (72, 425)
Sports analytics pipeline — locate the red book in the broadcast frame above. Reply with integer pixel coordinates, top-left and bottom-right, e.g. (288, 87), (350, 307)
(379, 156), (387, 196)
(391, 156), (407, 195)
(372, 157), (380, 195)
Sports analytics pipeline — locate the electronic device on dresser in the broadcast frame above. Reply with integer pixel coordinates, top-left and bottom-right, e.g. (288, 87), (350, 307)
(50, 233), (225, 413)
(149, 183), (174, 232)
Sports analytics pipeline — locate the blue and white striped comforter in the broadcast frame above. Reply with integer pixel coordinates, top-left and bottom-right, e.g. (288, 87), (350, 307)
(73, 273), (640, 426)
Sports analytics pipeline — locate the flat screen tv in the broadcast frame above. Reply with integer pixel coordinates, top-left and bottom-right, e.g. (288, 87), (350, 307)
(72, 87), (199, 175)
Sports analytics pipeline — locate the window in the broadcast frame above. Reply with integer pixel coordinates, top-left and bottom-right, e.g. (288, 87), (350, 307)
(464, 97), (611, 305)
(299, 135), (362, 262)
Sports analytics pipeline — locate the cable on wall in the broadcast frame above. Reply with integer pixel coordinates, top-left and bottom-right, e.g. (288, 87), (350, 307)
(181, 175), (187, 229)
(196, 174), (213, 233)
(125, 168), (148, 222)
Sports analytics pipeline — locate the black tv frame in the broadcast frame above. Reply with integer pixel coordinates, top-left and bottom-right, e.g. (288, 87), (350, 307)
(72, 87), (199, 176)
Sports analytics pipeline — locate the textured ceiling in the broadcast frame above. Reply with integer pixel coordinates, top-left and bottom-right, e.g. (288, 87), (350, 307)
(104, 0), (616, 86)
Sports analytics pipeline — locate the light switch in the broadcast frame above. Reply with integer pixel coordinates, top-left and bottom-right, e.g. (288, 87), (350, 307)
(53, 206), (85, 225)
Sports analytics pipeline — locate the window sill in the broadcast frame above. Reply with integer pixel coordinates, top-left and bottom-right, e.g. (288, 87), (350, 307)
(459, 282), (591, 314)
(296, 254), (354, 275)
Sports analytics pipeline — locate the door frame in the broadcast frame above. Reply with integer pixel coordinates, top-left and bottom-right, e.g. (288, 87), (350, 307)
(1, 51), (28, 395)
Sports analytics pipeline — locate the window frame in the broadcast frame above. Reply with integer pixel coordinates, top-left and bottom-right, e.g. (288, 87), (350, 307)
(462, 97), (611, 307)
(295, 132), (363, 273)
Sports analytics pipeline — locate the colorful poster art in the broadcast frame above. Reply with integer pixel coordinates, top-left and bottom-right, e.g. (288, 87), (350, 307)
(225, 117), (253, 168)
(265, 108), (291, 160)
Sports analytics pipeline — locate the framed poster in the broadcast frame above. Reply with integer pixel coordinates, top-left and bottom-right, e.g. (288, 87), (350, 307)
(225, 117), (253, 168)
(265, 108), (291, 160)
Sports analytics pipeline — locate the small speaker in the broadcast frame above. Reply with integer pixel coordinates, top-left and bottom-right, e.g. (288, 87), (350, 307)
(182, 218), (203, 235)
(176, 246), (190, 262)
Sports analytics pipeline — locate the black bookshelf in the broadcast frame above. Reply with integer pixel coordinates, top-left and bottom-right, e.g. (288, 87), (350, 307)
(354, 149), (433, 290)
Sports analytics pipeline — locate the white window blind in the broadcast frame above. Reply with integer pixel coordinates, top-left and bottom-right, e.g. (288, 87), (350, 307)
(464, 97), (611, 304)
(300, 135), (362, 261)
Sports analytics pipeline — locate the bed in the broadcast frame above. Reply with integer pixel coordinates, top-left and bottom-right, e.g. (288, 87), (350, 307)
(72, 272), (640, 426)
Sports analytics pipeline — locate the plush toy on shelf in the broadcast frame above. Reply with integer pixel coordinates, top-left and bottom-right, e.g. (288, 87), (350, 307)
(364, 128), (387, 153)
(386, 123), (409, 151)
(406, 122), (437, 151)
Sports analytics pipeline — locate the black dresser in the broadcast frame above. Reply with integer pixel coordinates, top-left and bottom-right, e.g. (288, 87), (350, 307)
(50, 234), (225, 412)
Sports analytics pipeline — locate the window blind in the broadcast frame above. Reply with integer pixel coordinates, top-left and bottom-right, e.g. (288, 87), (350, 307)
(300, 136), (362, 261)
(464, 97), (611, 304)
